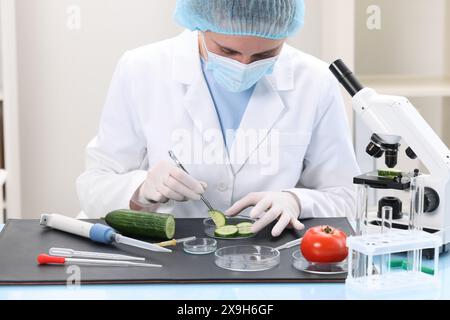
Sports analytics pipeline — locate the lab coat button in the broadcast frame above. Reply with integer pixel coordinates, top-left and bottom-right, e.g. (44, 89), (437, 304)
(217, 183), (229, 192)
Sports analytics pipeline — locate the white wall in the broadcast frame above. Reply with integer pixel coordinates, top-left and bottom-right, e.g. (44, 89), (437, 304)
(447, 2), (450, 75)
(355, 0), (447, 76)
(445, 3), (450, 144)
(15, 0), (328, 218)
(447, 3), (450, 75)
(355, 0), (449, 146)
(288, 0), (323, 57)
(16, 0), (183, 218)
(0, 4), (2, 89)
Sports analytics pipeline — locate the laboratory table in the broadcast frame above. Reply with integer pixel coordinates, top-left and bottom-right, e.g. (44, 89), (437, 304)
(0, 224), (449, 300)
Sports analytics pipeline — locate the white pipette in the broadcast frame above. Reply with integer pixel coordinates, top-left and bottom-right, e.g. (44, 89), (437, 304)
(49, 248), (146, 261)
(274, 238), (303, 251)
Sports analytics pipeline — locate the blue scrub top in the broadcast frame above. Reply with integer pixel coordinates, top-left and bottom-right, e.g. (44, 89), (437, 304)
(201, 59), (256, 149)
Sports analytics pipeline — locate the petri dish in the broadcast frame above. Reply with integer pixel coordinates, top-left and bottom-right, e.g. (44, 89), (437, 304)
(292, 250), (348, 275)
(183, 238), (217, 255)
(215, 245), (280, 272)
(204, 217), (256, 240)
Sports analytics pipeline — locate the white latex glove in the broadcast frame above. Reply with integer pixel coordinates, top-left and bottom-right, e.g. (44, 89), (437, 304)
(225, 191), (305, 237)
(138, 160), (207, 204)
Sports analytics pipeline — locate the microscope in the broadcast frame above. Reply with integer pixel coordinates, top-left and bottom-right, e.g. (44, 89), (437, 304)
(329, 60), (450, 247)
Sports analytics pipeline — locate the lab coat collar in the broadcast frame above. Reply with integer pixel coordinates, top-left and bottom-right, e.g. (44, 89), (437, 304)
(228, 78), (287, 174)
(172, 30), (295, 91)
(172, 30), (202, 85)
(266, 46), (295, 91)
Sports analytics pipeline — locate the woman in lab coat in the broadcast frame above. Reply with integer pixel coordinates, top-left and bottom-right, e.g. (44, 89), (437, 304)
(77, 0), (360, 237)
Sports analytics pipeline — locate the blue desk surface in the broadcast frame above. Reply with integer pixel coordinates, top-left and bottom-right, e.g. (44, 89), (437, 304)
(1, 224), (449, 300)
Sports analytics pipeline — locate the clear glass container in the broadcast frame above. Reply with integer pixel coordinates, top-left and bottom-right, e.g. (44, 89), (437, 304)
(214, 245), (280, 272)
(203, 217), (256, 240)
(292, 250), (348, 275)
(183, 238), (217, 255)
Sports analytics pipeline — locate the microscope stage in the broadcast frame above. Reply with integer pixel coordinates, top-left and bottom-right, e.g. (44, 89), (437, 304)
(354, 171), (411, 190)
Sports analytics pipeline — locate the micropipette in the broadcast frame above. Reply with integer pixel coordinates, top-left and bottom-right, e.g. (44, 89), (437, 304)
(37, 254), (161, 268)
(49, 248), (146, 261)
(40, 214), (171, 253)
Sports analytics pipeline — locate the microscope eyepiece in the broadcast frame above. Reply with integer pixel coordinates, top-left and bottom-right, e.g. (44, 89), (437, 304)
(329, 60), (364, 97)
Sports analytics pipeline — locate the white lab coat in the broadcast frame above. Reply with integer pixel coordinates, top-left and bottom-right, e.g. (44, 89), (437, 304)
(77, 30), (360, 219)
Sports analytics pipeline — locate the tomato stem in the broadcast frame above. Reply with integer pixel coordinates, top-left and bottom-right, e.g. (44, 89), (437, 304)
(323, 226), (334, 234)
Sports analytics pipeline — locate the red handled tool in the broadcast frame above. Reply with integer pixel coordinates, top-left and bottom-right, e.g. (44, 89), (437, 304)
(37, 254), (162, 268)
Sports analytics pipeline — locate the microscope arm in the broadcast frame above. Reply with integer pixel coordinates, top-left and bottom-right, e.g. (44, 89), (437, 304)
(352, 87), (450, 179)
(329, 59), (450, 180)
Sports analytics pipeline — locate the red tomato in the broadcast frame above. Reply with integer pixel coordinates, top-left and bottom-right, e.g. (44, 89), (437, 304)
(300, 225), (348, 263)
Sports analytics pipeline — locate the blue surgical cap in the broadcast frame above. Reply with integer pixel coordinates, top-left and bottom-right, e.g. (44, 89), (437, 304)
(174, 0), (305, 40)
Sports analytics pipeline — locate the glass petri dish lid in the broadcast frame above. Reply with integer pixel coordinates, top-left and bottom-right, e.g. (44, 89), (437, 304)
(215, 245), (280, 272)
(183, 238), (217, 255)
(292, 250), (348, 275)
(204, 217), (256, 240)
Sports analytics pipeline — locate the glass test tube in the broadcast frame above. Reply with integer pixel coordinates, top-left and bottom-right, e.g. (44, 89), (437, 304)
(380, 206), (393, 275)
(355, 184), (369, 236)
(354, 184), (369, 278)
(408, 175), (424, 273)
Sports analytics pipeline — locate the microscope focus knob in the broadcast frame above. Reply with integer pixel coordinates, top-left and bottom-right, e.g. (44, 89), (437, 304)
(423, 187), (440, 213)
(405, 147), (417, 160)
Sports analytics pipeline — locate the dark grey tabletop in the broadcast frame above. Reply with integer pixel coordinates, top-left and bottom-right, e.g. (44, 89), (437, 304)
(0, 218), (353, 285)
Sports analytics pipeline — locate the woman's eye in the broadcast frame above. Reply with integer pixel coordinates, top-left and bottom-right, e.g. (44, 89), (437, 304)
(256, 53), (273, 60)
(221, 48), (237, 55)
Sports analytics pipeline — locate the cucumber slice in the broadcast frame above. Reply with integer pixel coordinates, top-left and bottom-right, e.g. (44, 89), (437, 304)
(236, 222), (253, 229)
(237, 226), (253, 236)
(237, 222), (254, 236)
(378, 169), (401, 178)
(209, 210), (226, 228)
(214, 225), (238, 238)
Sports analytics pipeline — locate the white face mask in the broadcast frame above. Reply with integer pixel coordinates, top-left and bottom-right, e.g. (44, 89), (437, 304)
(201, 35), (279, 93)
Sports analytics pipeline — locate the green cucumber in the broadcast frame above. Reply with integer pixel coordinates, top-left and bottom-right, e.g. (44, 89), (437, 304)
(105, 209), (175, 240)
(237, 222), (254, 236)
(209, 210), (226, 228)
(214, 225), (239, 238)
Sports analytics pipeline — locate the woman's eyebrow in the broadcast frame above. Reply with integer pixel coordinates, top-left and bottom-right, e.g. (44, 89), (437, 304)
(212, 39), (282, 56)
(212, 39), (241, 54)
